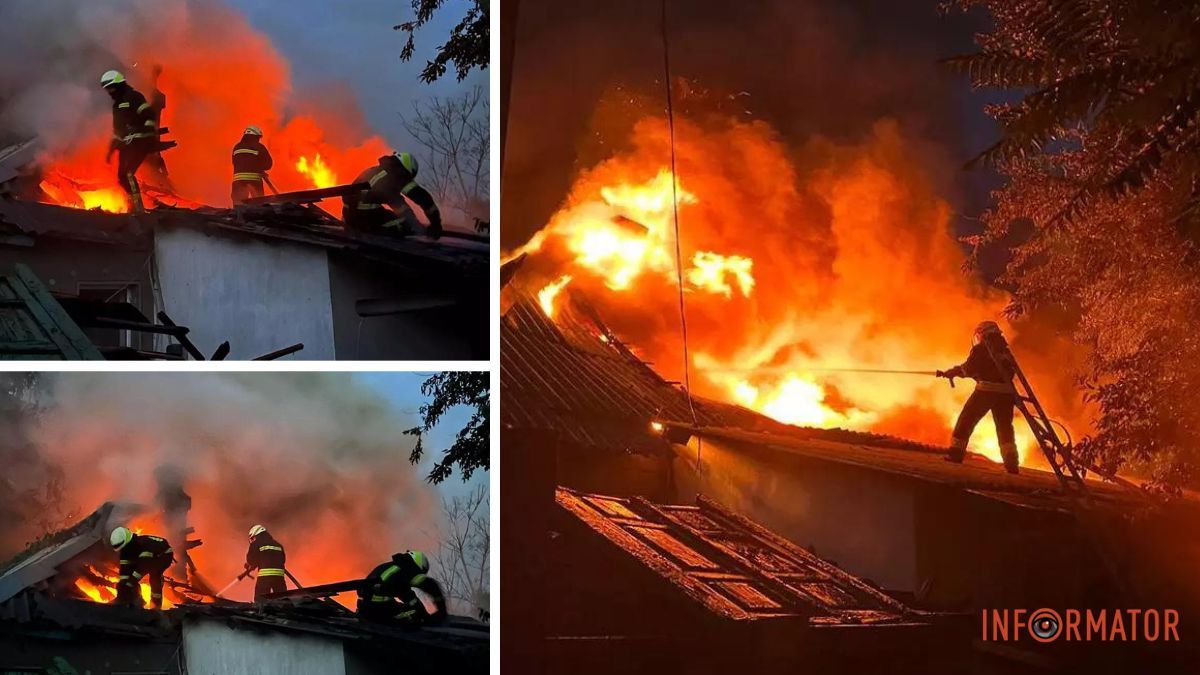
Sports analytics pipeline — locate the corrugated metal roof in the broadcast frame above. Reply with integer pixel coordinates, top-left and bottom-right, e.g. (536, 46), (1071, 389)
(556, 487), (924, 626)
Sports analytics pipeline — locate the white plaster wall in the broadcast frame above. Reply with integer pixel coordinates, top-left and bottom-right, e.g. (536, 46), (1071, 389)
(154, 228), (336, 360)
(183, 619), (345, 675)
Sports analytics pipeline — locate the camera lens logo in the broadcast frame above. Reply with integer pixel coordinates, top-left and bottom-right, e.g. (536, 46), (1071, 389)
(1029, 608), (1062, 642)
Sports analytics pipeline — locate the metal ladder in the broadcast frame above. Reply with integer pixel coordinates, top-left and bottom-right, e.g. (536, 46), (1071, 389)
(982, 336), (1088, 492)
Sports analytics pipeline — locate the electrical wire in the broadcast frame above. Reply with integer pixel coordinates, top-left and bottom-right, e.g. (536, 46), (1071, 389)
(659, 0), (701, 467)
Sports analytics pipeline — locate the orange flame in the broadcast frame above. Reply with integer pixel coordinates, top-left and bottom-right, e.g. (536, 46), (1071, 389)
(510, 116), (1078, 468)
(538, 275), (573, 317)
(296, 153), (338, 189)
(32, 3), (388, 213)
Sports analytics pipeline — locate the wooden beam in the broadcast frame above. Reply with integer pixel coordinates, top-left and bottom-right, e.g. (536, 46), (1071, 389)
(243, 182), (370, 205)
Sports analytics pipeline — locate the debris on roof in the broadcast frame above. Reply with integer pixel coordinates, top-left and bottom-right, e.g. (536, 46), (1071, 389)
(556, 487), (926, 626)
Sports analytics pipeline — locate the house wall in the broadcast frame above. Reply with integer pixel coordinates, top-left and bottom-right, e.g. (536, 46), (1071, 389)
(670, 436), (918, 593)
(182, 619), (346, 675)
(0, 635), (182, 674)
(325, 251), (486, 360)
(154, 227), (336, 360)
(0, 238), (156, 350)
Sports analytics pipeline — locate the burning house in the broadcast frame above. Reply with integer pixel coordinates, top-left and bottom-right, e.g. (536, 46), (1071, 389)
(0, 0), (490, 360)
(500, 278), (1200, 673)
(0, 149), (488, 361)
(0, 503), (488, 674)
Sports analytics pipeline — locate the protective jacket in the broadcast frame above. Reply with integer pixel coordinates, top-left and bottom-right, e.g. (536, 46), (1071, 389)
(116, 533), (174, 608)
(246, 530), (287, 600)
(232, 136), (273, 185)
(358, 554), (447, 624)
(342, 155), (442, 236)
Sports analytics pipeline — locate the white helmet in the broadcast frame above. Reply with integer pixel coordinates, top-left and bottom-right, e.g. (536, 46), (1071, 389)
(109, 526), (133, 550)
(243, 125), (263, 137)
(393, 151), (418, 176)
(100, 70), (125, 88)
(248, 524), (267, 539)
(973, 320), (1002, 345)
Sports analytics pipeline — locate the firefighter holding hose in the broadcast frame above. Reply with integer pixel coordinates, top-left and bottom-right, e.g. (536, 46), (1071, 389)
(244, 524), (288, 601)
(231, 126), (274, 204)
(937, 321), (1020, 474)
(109, 526), (174, 609)
(101, 70), (160, 213)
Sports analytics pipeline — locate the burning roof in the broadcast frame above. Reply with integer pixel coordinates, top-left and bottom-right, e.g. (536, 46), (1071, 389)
(0, 198), (488, 273)
(0, 502), (487, 671)
(556, 487), (924, 626)
(502, 284), (1154, 511)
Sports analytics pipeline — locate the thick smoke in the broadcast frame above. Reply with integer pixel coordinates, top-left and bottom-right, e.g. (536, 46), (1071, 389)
(3, 372), (439, 603)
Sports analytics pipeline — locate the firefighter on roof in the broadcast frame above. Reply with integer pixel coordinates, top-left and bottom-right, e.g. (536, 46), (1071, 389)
(101, 70), (159, 213)
(342, 152), (443, 239)
(109, 526), (174, 609)
(937, 321), (1020, 474)
(357, 550), (447, 625)
(245, 524), (288, 601)
(231, 126), (274, 204)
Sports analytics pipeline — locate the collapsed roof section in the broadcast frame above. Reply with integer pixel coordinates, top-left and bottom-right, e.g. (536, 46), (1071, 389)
(0, 502), (141, 604)
(556, 487), (924, 626)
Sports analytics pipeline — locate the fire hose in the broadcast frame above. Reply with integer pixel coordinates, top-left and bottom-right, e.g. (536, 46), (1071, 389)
(215, 568), (253, 598)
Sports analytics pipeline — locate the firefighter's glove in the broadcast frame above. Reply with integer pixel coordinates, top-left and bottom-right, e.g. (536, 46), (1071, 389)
(936, 370), (956, 388)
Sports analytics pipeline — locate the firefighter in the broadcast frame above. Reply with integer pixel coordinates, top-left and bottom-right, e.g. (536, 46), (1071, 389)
(342, 152), (443, 239)
(231, 126), (273, 204)
(937, 321), (1020, 474)
(244, 524), (287, 601)
(109, 526), (174, 609)
(357, 550), (447, 626)
(101, 70), (159, 213)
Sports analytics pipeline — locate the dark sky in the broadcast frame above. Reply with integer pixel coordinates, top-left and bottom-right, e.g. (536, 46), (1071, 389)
(502, 0), (1003, 250)
(228, 0), (488, 152)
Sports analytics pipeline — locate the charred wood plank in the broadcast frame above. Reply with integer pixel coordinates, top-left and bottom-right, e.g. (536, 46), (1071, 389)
(252, 343), (304, 360)
(243, 182), (369, 205)
(262, 579), (365, 599)
(157, 311), (206, 361)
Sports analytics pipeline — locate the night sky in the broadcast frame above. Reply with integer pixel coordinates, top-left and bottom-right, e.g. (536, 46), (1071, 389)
(502, 0), (1005, 251)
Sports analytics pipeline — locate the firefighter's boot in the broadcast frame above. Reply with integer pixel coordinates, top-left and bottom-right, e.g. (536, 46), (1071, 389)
(1000, 442), (1020, 475)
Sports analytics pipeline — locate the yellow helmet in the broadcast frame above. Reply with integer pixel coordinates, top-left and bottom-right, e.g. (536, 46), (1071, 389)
(100, 70), (126, 88)
(407, 550), (429, 573)
(393, 151), (418, 176)
(109, 526), (133, 550)
(243, 125), (263, 137)
(248, 524), (267, 539)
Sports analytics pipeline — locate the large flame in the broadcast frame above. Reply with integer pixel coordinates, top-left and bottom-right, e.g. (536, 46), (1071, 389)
(512, 115), (1070, 467)
(32, 3), (388, 213)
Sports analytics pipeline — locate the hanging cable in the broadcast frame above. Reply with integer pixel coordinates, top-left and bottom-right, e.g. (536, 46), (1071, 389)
(659, 0), (701, 467)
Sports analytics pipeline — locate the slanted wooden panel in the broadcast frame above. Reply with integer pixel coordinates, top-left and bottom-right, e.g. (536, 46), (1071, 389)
(0, 264), (103, 360)
(556, 487), (925, 626)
